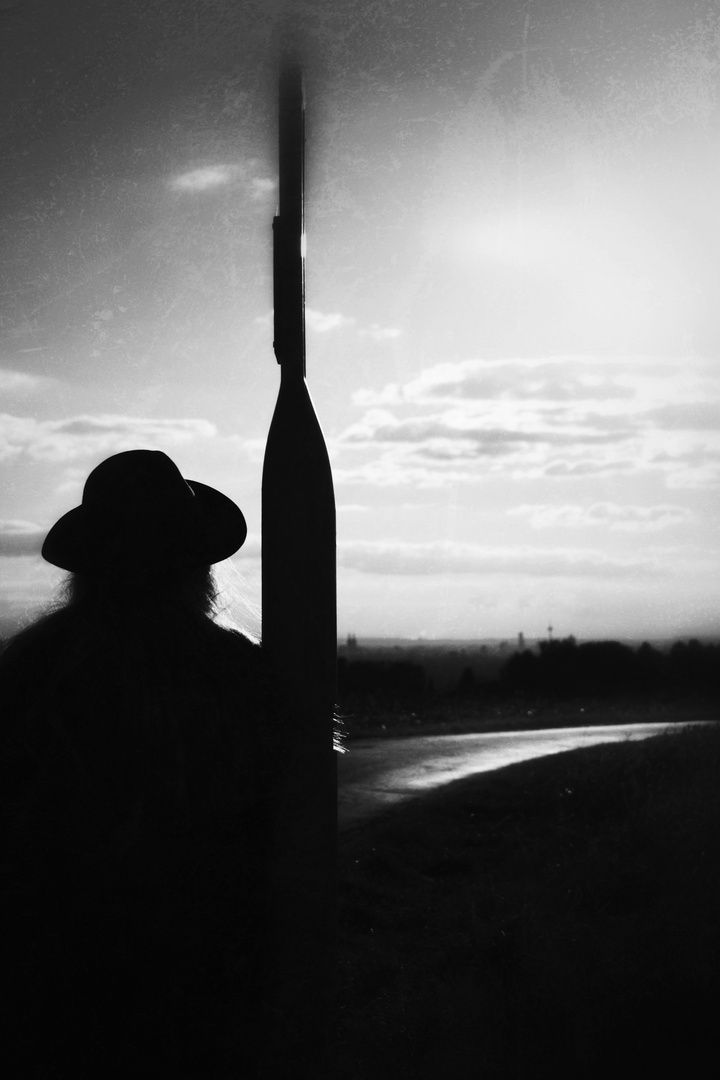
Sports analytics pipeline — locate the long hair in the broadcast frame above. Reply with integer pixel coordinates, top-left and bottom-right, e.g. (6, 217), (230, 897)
(59, 560), (220, 619)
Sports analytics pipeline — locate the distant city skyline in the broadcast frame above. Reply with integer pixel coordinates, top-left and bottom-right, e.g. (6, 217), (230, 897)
(336, 633), (719, 650)
(2, 2), (719, 642)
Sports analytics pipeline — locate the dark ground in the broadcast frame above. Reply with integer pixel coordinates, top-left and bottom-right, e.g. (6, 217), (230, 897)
(332, 718), (720, 1079)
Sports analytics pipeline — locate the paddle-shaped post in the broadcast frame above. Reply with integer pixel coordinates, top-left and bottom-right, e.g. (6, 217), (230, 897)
(260, 61), (337, 1075)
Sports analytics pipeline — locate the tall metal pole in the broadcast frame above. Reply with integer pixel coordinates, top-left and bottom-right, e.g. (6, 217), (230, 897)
(260, 60), (337, 1076)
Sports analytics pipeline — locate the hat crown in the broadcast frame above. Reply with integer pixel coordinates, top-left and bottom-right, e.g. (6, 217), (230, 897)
(82, 450), (195, 520)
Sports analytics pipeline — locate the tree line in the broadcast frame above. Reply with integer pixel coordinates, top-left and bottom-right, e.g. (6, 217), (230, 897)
(501, 637), (719, 698)
(337, 638), (719, 706)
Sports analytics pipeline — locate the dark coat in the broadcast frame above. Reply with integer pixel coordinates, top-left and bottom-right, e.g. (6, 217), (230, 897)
(1, 602), (273, 1078)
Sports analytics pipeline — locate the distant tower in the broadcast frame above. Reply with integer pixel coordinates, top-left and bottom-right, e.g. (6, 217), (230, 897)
(547, 623), (553, 642)
(346, 633), (358, 651)
(518, 631), (525, 651)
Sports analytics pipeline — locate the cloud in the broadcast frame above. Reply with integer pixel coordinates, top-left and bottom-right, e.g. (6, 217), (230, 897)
(305, 308), (357, 333)
(540, 457), (638, 478)
(0, 413), (216, 463)
(341, 356), (720, 488)
(333, 458), (476, 488)
(360, 324), (403, 341)
(338, 539), (658, 579)
(509, 502), (694, 532)
(0, 521), (45, 557)
(250, 177), (277, 198)
(170, 165), (235, 191)
(353, 356), (720, 412)
(642, 402), (720, 431)
(353, 357), (642, 408)
(340, 410), (625, 450)
(168, 162), (275, 197)
(332, 444), (641, 489)
(654, 449), (720, 490)
(258, 308), (399, 341)
(0, 370), (55, 394)
(334, 407), (635, 486)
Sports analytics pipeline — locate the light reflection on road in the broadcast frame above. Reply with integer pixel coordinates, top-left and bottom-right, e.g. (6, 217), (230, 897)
(337, 722), (706, 830)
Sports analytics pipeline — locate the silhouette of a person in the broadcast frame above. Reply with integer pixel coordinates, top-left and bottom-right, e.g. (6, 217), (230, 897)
(1, 450), (272, 1078)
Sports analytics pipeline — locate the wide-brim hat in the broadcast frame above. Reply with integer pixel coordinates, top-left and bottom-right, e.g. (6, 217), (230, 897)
(42, 449), (247, 578)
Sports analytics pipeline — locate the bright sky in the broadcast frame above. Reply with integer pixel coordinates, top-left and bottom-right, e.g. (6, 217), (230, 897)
(2, 0), (719, 642)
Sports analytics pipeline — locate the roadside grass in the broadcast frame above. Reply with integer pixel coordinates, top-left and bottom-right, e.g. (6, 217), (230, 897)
(333, 720), (720, 1079)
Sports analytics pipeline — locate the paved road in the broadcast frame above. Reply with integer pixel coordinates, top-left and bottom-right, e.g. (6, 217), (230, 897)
(337, 721), (706, 830)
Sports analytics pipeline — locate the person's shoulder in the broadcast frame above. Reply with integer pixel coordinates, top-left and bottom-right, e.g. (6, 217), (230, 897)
(209, 623), (261, 655)
(0, 611), (79, 746)
(202, 622), (264, 679)
(0, 609), (70, 676)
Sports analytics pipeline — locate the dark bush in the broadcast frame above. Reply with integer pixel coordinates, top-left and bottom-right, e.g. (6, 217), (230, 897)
(337, 658), (427, 703)
(502, 637), (719, 699)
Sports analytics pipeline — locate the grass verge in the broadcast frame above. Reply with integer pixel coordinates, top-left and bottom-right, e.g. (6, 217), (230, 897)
(333, 720), (720, 1079)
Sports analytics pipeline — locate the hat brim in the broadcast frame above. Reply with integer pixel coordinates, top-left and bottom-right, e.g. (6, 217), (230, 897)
(42, 478), (247, 576)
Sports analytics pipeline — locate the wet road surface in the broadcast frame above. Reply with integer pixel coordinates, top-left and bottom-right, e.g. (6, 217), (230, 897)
(337, 722), (705, 830)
